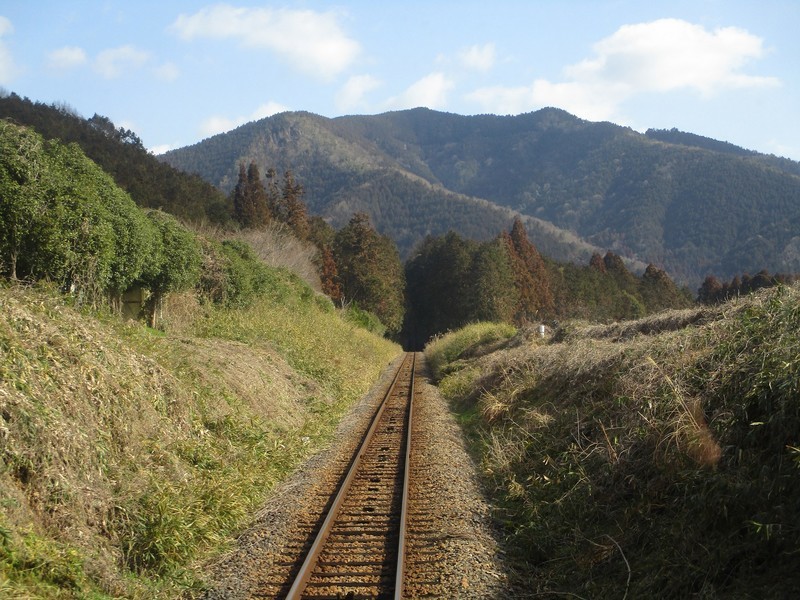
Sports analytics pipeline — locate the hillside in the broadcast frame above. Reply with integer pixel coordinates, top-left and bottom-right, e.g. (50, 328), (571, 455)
(426, 285), (800, 597)
(0, 279), (399, 598)
(162, 108), (800, 286)
(0, 92), (231, 225)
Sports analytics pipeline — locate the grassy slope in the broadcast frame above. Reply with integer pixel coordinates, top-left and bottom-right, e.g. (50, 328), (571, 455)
(0, 276), (400, 598)
(426, 286), (800, 598)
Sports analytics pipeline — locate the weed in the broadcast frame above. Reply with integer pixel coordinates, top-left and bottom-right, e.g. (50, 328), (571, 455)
(431, 285), (800, 597)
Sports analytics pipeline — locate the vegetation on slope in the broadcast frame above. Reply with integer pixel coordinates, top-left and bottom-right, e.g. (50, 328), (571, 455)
(403, 221), (692, 349)
(0, 118), (401, 597)
(162, 106), (800, 285)
(0, 91), (231, 224)
(0, 275), (399, 598)
(426, 286), (800, 597)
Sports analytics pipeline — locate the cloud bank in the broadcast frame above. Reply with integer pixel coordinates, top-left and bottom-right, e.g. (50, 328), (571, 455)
(468, 18), (779, 120)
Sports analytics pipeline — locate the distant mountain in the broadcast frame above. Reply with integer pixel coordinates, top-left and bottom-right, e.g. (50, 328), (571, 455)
(162, 107), (800, 286)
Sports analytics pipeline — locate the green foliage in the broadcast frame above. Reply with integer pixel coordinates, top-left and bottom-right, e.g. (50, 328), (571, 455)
(0, 520), (93, 596)
(342, 304), (386, 336)
(216, 240), (272, 308)
(142, 210), (202, 294)
(547, 252), (692, 322)
(0, 121), (161, 303)
(403, 232), (477, 347)
(469, 237), (518, 323)
(333, 212), (405, 335)
(0, 121), (46, 280)
(163, 106), (800, 286)
(0, 93), (232, 225)
(1, 268), (399, 597)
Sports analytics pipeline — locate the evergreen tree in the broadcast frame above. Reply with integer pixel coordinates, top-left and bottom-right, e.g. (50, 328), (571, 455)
(698, 275), (723, 304)
(231, 162), (270, 228)
(639, 263), (690, 313)
(282, 170), (310, 240)
(246, 162), (270, 228)
(403, 232), (476, 347)
(469, 238), (518, 323)
(334, 212), (405, 334)
(319, 244), (342, 303)
(503, 217), (555, 322)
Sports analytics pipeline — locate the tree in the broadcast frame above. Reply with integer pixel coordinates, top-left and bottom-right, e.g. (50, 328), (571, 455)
(139, 210), (201, 327)
(0, 121), (45, 280)
(469, 238), (518, 323)
(282, 170), (310, 240)
(698, 275), (723, 305)
(503, 217), (555, 322)
(231, 162), (270, 228)
(639, 263), (689, 313)
(403, 232), (476, 347)
(319, 244), (342, 303)
(334, 212), (405, 335)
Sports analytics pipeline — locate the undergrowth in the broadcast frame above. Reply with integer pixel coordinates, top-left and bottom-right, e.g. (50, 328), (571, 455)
(0, 277), (399, 598)
(429, 287), (800, 598)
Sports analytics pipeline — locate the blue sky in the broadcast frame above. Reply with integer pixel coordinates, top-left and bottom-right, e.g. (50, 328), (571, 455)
(2, 1), (798, 159)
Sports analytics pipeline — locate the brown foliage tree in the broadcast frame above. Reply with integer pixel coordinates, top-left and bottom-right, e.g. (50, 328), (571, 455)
(503, 217), (555, 322)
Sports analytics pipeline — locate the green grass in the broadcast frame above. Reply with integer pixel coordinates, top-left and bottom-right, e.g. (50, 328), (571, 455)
(424, 321), (516, 380)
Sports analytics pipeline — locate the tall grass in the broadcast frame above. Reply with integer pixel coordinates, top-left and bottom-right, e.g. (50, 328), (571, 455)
(0, 272), (399, 598)
(425, 321), (517, 380)
(432, 287), (800, 597)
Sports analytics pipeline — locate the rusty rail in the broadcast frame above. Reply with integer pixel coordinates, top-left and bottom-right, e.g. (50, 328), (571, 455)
(285, 352), (416, 599)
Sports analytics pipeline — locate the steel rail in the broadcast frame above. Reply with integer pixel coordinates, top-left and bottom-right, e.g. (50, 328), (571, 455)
(285, 352), (414, 600)
(394, 352), (415, 599)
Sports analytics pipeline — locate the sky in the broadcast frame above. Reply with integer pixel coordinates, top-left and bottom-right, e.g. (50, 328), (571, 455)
(1, 1), (798, 159)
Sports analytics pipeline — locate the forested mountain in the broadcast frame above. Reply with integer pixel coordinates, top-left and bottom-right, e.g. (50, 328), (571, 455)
(0, 92), (231, 224)
(162, 107), (800, 286)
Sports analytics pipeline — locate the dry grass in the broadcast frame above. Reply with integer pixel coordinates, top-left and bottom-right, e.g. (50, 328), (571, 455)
(431, 285), (800, 597)
(227, 224), (322, 293)
(0, 276), (399, 598)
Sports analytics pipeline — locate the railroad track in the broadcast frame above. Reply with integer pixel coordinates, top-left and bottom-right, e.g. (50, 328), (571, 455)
(282, 352), (416, 599)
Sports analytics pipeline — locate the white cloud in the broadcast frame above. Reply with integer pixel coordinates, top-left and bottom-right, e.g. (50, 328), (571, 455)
(149, 143), (175, 155)
(387, 72), (454, 110)
(47, 46), (87, 70)
(468, 19), (779, 120)
(568, 19), (779, 94)
(170, 5), (360, 80)
(459, 43), (496, 72)
(336, 74), (382, 111)
(94, 45), (150, 79)
(154, 61), (179, 82)
(200, 101), (289, 137)
(0, 16), (18, 84)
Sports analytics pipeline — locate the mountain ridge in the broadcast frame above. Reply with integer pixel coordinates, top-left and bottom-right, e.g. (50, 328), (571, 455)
(162, 107), (800, 286)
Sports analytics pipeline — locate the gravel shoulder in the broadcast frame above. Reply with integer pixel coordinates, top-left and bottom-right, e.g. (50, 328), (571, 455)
(201, 353), (509, 599)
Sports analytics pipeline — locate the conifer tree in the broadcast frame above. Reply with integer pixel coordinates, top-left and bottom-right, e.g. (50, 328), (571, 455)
(282, 170), (310, 240)
(334, 212), (405, 334)
(231, 163), (248, 226)
(319, 244), (343, 303)
(246, 162), (270, 228)
(503, 217), (555, 322)
(469, 238), (518, 323)
(232, 162), (270, 228)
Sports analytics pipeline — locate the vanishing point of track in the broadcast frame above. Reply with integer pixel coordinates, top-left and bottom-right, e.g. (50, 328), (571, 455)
(284, 352), (416, 599)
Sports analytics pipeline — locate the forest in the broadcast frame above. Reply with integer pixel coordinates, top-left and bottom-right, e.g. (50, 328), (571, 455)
(3, 98), (795, 349)
(162, 106), (800, 287)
